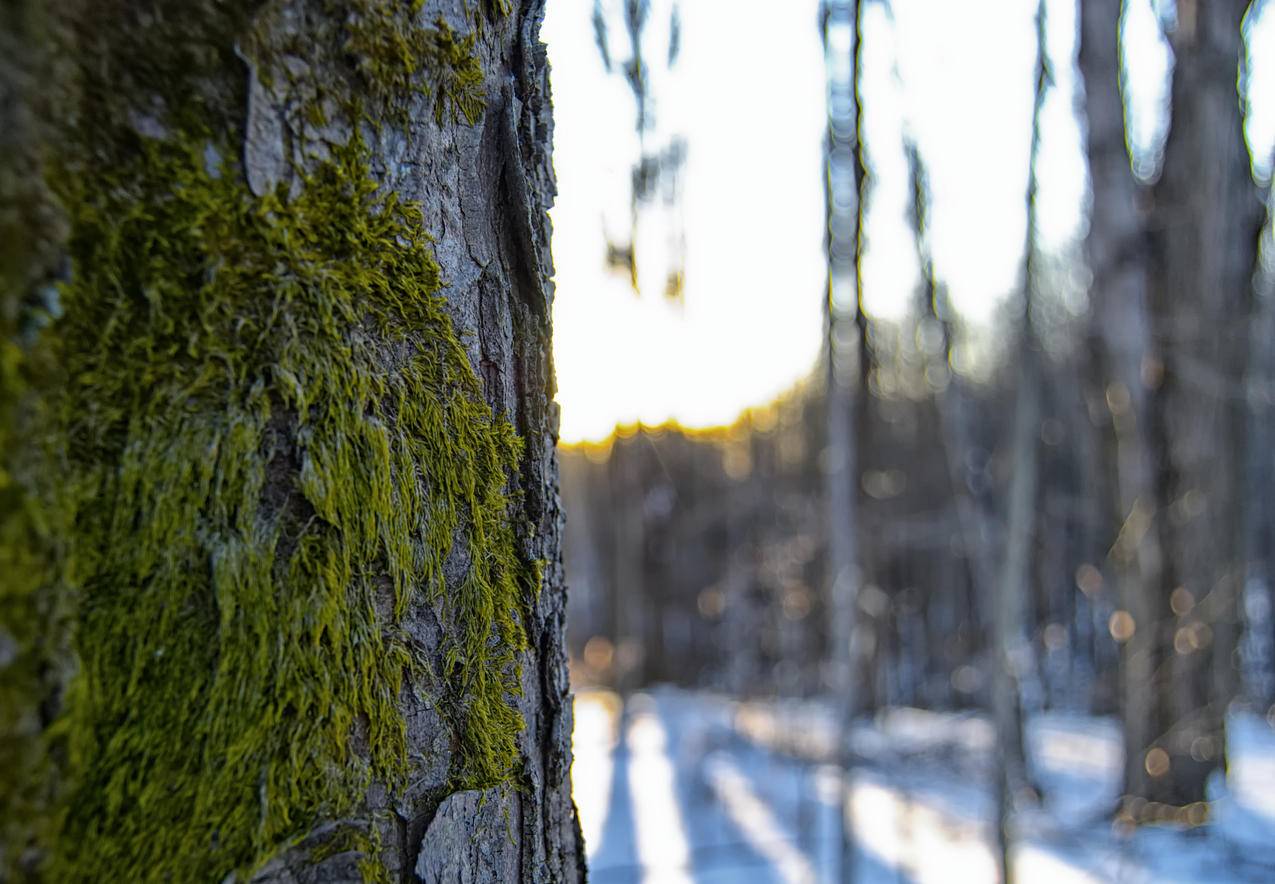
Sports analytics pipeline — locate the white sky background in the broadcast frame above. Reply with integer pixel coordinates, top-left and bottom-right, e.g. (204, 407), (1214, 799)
(543, 0), (1275, 444)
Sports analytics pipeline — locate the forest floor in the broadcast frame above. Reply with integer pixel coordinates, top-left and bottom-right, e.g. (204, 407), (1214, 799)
(571, 686), (1275, 883)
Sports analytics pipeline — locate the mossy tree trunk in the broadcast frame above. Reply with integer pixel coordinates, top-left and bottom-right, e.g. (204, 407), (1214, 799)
(1, 0), (583, 881)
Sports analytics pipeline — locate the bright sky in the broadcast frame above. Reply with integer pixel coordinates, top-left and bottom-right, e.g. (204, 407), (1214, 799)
(544, 0), (828, 443)
(543, 0), (1275, 444)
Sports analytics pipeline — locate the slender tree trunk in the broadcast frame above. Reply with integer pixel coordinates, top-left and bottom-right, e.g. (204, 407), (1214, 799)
(1079, 0), (1168, 809)
(0, 1), (582, 881)
(610, 442), (649, 695)
(1141, 0), (1264, 808)
(989, 325), (1040, 884)
(987, 16), (1049, 877)
(826, 277), (861, 884)
(821, 0), (865, 878)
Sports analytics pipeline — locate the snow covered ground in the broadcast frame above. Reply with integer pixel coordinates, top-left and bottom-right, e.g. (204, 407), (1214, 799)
(571, 687), (1275, 883)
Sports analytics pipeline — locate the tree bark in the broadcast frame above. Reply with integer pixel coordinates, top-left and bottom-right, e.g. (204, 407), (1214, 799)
(821, 0), (865, 879)
(0, 1), (582, 881)
(1244, 215), (1275, 705)
(1078, 0), (1168, 810)
(986, 16), (1049, 877)
(1140, 0), (1264, 807)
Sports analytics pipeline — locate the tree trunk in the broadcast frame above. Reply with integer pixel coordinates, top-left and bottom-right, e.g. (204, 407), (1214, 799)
(609, 441), (649, 694)
(1141, 0), (1264, 808)
(821, 0), (865, 879)
(986, 15), (1049, 877)
(989, 321), (1040, 884)
(0, 1), (582, 881)
(1244, 216), (1275, 705)
(1079, 0), (1169, 810)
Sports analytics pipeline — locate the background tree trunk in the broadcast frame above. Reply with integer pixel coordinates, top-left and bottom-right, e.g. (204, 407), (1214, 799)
(1243, 212), (1275, 705)
(1142, 0), (1264, 808)
(822, 0), (866, 878)
(1078, 0), (1166, 809)
(986, 14), (1049, 876)
(0, 1), (582, 881)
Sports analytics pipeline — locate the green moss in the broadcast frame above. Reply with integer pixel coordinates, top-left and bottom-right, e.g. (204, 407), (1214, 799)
(0, 244), (67, 881)
(33, 127), (538, 881)
(0, 1), (540, 879)
(341, 3), (489, 125)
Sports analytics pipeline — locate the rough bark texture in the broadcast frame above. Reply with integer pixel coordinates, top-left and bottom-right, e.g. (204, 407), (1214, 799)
(0, 0), (582, 881)
(1141, 0), (1264, 806)
(1078, 0), (1167, 810)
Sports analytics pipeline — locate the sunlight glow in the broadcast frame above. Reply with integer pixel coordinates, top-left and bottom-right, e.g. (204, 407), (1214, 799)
(704, 754), (818, 883)
(544, 0), (1275, 444)
(572, 692), (617, 856)
(627, 702), (694, 883)
(544, 0), (827, 443)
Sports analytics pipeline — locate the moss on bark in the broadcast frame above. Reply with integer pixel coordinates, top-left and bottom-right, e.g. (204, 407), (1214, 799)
(1, 1), (535, 880)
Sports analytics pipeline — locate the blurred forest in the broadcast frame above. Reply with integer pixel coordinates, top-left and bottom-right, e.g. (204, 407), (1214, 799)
(561, 0), (1275, 881)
